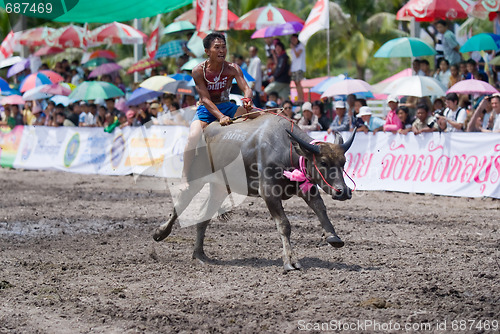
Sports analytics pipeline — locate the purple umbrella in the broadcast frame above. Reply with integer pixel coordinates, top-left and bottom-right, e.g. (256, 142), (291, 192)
(447, 79), (498, 95)
(251, 21), (303, 39)
(7, 59), (30, 78)
(88, 63), (122, 78)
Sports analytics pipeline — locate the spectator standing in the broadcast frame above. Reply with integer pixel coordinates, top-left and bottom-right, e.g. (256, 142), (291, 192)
(383, 96), (403, 132)
(437, 92), (466, 132)
(435, 31), (444, 69)
(465, 59), (488, 82)
(435, 20), (461, 66)
(412, 59), (422, 75)
(419, 59), (431, 76)
(433, 58), (451, 88)
(247, 46), (263, 108)
(264, 37), (275, 58)
(297, 102), (319, 131)
(290, 34), (306, 103)
(264, 42), (291, 102)
(106, 98), (120, 116)
(328, 101), (350, 133)
(448, 64), (461, 88)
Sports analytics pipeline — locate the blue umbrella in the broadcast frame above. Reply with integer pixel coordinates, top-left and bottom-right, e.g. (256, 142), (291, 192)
(7, 59), (30, 78)
(155, 40), (185, 58)
(50, 95), (72, 106)
(232, 67), (255, 84)
(126, 87), (162, 106)
(311, 75), (348, 94)
(169, 73), (192, 81)
(460, 33), (500, 53)
(0, 77), (18, 95)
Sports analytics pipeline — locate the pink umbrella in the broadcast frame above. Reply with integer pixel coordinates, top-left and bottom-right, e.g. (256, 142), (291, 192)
(251, 21), (303, 39)
(39, 83), (72, 96)
(88, 63), (122, 78)
(40, 70), (64, 84)
(234, 4), (305, 30)
(18, 27), (56, 46)
(321, 79), (373, 98)
(1, 95), (25, 105)
(90, 22), (147, 45)
(34, 46), (65, 57)
(174, 8), (240, 29)
(447, 79), (498, 95)
(47, 25), (88, 48)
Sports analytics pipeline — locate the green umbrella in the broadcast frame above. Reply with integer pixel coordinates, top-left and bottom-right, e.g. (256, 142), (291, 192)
(180, 58), (205, 71)
(374, 37), (436, 58)
(82, 57), (113, 68)
(460, 33), (500, 53)
(162, 21), (196, 35)
(68, 81), (124, 101)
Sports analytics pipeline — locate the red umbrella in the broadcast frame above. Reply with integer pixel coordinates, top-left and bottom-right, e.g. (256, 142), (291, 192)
(34, 46), (65, 57)
(397, 0), (471, 22)
(89, 50), (117, 60)
(18, 27), (56, 46)
(174, 8), (240, 29)
(466, 0), (500, 20)
(234, 4), (305, 30)
(90, 22), (147, 45)
(127, 58), (162, 74)
(47, 25), (88, 48)
(40, 70), (64, 84)
(88, 63), (122, 78)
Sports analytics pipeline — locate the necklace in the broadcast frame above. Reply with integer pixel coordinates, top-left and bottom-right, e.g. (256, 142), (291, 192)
(202, 60), (224, 84)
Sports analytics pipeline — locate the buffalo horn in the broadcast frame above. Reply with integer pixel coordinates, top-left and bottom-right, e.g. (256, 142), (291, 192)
(286, 129), (320, 154)
(340, 129), (357, 152)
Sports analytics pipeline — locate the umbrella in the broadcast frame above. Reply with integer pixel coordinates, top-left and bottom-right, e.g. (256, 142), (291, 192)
(127, 58), (162, 74)
(88, 63), (123, 78)
(126, 87), (163, 106)
(174, 8), (240, 29)
(251, 22), (304, 39)
(155, 40), (186, 58)
(89, 50), (117, 60)
(90, 22), (147, 45)
(139, 75), (176, 91)
(68, 81), (125, 101)
(22, 86), (53, 101)
(374, 37), (436, 58)
(383, 76), (446, 97)
(50, 95), (72, 106)
(18, 27), (56, 46)
(7, 59), (30, 78)
(447, 79), (498, 95)
(0, 56), (24, 69)
(467, 0), (500, 20)
(180, 58), (205, 71)
(396, 0), (469, 22)
(459, 33), (500, 53)
(33, 46), (65, 57)
(169, 73), (192, 81)
(0, 77), (12, 91)
(82, 57), (114, 68)
(39, 70), (64, 84)
(19, 73), (53, 93)
(1, 95), (25, 105)
(321, 79), (372, 98)
(234, 4), (305, 30)
(49, 25), (88, 48)
(40, 83), (72, 96)
(162, 21), (196, 35)
(117, 57), (135, 68)
(371, 68), (413, 98)
(162, 80), (196, 95)
(311, 75), (348, 94)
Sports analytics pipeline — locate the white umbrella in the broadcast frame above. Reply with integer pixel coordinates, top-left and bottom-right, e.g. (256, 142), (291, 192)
(320, 79), (372, 98)
(0, 56), (24, 69)
(383, 76), (446, 97)
(22, 85), (53, 101)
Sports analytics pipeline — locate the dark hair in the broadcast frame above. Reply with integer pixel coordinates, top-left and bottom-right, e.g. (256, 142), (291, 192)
(281, 100), (293, 107)
(269, 91), (279, 99)
(56, 112), (65, 117)
(466, 58), (477, 66)
(439, 58), (450, 67)
(420, 59), (430, 66)
(397, 106), (412, 125)
(355, 98), (367, 106)
(56, 104), (65, 109)
(89, 103), (97, 110)
(416, 103), (429, 112)
(445, 93), (459, 102)
(275, 41), (285, 50)
(312, 100), (324, 114)
(436, 19), (447, 26)
(203, 32), (226, 49)
(171, 102), (180, 110)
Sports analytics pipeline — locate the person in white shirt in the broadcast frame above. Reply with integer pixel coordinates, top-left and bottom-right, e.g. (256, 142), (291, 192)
(437, 93), (466, 132)
(290, 34), (306, 103)
(247, 46), (263, 108)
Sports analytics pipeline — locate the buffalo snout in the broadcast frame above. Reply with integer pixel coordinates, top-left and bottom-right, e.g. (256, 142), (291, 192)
(332, 187), (352, 201)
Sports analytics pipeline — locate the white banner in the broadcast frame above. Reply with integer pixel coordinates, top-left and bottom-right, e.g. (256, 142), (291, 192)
(310, 131), (500, 199)
(7, 126), (500, 198)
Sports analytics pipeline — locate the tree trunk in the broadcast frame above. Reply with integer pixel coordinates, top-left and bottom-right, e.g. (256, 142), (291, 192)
(356, 64), (365, 80)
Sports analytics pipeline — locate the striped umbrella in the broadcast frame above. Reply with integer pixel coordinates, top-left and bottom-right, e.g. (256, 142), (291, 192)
(19, 73), (53, 93)
(155, 40), (185, 58)
(234, 4), (305, 30)
(127, 58), (162, 74)
(90, 22), (147, 45)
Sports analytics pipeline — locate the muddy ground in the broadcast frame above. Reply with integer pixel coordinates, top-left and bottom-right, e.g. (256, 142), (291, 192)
(0, 169), (498, 333)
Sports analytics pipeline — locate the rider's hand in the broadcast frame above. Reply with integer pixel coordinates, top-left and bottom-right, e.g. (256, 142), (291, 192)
(219, 115), (232, 126)
(242, 97), (253, 111)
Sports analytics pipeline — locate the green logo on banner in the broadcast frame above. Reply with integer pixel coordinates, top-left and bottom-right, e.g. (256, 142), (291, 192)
(64, 133), (80, 168)
(3, 0), (79, 20)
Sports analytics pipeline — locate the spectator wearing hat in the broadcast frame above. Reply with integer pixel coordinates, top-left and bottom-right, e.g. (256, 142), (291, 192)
(383, 96), (403, 132)
(328, 100), (350, 133)
(297, 102), (319, 132)
(437, 92), (466, 132)
(265, 100), (278, 109)
(357, 106), (384, 134)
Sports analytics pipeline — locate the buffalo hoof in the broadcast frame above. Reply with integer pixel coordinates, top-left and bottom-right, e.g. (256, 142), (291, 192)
(153, 225), (172, 242)
(283, 262), (302, 272)
(326, 235), (345, 248)
(192, 251), (211, 264)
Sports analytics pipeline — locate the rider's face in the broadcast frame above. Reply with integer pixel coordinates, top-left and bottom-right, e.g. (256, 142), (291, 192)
(206, 38), (227, 62)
